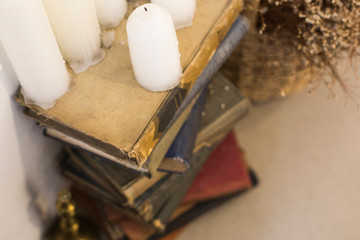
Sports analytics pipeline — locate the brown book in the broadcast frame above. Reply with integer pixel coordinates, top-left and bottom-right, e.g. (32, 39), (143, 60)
(16, 0), (243, 176)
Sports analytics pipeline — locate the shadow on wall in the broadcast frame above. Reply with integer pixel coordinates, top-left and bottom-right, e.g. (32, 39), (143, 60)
(0, 42), (68, 238)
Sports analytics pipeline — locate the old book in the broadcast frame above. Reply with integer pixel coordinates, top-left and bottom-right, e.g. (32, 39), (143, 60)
(59, 74), (250, 225)
(160, 87), (208, 173)
(60, 73), (251, 230)
(99, 138), (259, 240)
(109, 169), (258, 240)
(194, 73), (251, 152)
(16, 0), (244, 175)
(62, 86), (207, 206)
(161, 15), (250, 173)
(62, 134), (213, 231)
(60, 153), (117, 204)
(141, 74), (251, 229)
(66, 147), (168, 204)
(100, 142), (218, 237)
(182, 131), (253, 203)
(149, 186), (257, 240)
(44, 14), (250, 175)
(126, 74), (251, 228)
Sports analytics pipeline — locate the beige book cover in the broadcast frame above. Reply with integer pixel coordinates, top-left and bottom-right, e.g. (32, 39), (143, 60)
(16, 0), (243, 175)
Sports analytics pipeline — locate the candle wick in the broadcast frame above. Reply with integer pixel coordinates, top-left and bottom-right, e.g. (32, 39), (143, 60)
(144, 7), (148, 12)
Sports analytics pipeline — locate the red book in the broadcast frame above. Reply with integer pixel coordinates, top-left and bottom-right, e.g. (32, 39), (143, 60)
(182, 131), (252, 203)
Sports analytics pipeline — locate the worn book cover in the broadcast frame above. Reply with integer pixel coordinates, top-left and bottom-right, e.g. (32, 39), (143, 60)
(162, 15), (249, 173)
(182, 131), (253, 203)
(98, 135), (259, 240)
(16, 0), (243, 175)
(45, 15), (250, 175)
(135, 74), (251, 229)
(62, 86), (207, 205)
(60, 72), (250, 218)
(149, 188), (256, 240)
(66, 147), (168, 204)
(61, 74), (251, 232)
(160, 86), (208, 173)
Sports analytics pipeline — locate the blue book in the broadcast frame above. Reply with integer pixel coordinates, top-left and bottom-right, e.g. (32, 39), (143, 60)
(160, 86), (208, 173)
(151, 15), (250, 173)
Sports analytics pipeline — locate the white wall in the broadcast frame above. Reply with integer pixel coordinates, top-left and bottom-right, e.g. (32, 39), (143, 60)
(0, 43), (67, 239)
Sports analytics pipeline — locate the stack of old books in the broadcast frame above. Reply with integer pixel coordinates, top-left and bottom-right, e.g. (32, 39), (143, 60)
(16, 0), (258, 239)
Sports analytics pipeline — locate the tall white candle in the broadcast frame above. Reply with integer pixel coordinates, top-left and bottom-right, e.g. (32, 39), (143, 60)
(42, 0), (104, 74)
(93, 0), (128, 28)
(0, 0), (70, 109)
(151, 0), (196, 30)
(127, 4), (182, 92)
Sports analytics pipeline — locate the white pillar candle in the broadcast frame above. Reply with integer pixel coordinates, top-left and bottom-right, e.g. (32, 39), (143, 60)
(42, 0), (104, 74)
(127, 4), (182, 92)
(93, 0), (128, 28)
(151, 0), (196, 30)
(0, 0), (70, 109)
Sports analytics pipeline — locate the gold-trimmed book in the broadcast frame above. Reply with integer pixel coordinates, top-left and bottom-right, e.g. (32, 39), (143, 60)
(16, 0), (243, 175)
(60, 72), (251, 230)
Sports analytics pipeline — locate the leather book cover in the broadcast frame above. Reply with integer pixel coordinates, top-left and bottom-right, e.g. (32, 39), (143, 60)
(182, 131), (253, 203)
(16, 0), (244, 175)
(62, 88), (207, 206)
(105, 74), (251, 227)
(160, 86), (208, 173)
(98, 148), (258, 240)
(44, 15), (250, 175)
(59, 72), (251, 230)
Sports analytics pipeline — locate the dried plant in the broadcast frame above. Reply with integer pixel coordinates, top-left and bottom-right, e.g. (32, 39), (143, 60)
(257, 0), (360, 105)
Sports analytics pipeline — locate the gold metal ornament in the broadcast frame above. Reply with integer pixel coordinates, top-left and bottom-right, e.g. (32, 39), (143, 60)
(43, 190), (101, 240)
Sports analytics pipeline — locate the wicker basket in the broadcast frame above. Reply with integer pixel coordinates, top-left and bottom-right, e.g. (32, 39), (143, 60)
(221, 0), (316, 102)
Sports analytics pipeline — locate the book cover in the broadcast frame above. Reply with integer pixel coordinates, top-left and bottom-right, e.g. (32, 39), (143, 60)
(149, 188), (255, 240)
(16, 0), (244, 175)
(182, 131), (253, 203)
(100, 142), (218, 238)
(44, 15), (250, 175)
(160, 15), (249, 173)
(194, 72), (250, 151)
(60, 73), (251, 230)
(100, 166), (258, 240)
(60, 153), (118, 204)
(66, 147), (168, 205)
(114, 75), (251, 229)
(98, 142), (259, 240)
(160, 86), (208, 173)
(57, 17), (252, 204)
(62, 87), (207, 205)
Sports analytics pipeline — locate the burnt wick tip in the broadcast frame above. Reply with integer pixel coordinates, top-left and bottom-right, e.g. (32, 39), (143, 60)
(144, 7), (148, 12)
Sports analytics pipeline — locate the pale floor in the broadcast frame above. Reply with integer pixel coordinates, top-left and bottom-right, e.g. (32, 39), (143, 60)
(177, 83), (360, 240)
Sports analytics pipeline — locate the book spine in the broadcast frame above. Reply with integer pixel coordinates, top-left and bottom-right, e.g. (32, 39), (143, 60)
(59, 154), (118, 203)
(146, 15), (250, 175)
(66, 148), (127, 202)
(150, 169), (259, 239)
(174, 15), (250, 113)
(138, 3), (246, 175)
(149, 192), (247, 240)
(151, 145), (216, 231)
(160, 86), (208, 173)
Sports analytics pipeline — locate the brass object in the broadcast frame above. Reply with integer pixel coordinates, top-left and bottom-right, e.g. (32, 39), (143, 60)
(43, 191), (100, 240)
